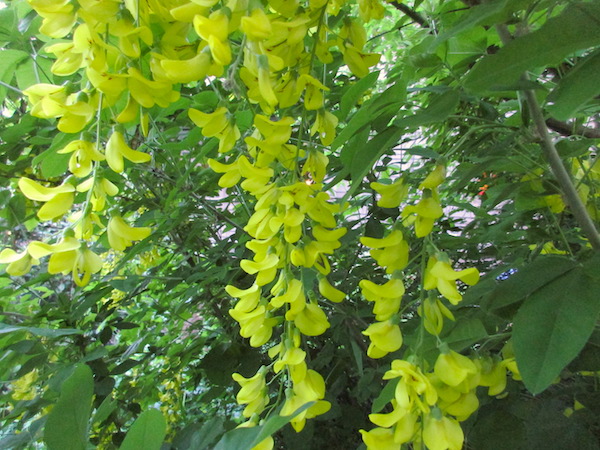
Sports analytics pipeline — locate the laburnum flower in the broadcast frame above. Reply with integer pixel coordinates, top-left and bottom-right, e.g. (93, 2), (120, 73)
(294, 302), (330, 336)
(240, 252), (279, 285)
(420, 164), (446, 189)
(359, 427), (397, 450)
(126, 67), (180, 109)
(434, 349), (478, 387)
(107, 215), (152, 251)
(360, 229), (409, 273)
(342, 44), (381, 79)
(18, 177), (75, 221)
(29, 0), (76, 38)
(359, 278), (405, 321)
(423, 256), (479, 305)
(45, 242), (103, 287)
(105, 131), (152, 173)
(339, 18), (368, 49)
(271, 343), (307, 376)
(160, 49), (213, 84)
(371, 178), (408, 208)
(280, 369), (331, 432)
(298, 74), (329, 110)
(368, 402), (419, 445)
(362, 319), (403, 358)
(232, 367), (269, 418)
(422, 409), (464, 450)
(189, 107), (241, 153)
(194, 9), (230, 52)
(310, 109), (338, 146)
(58, 140), (105, 178)
(270, 278), (306, 317)
(110, 19), (153, 59)
(357, 0), (385, 22)
(229, 304), (278, 346)
(0, 248), (39, 276)
(475, 356), (507, 396)
(45, 42), (83, 76)
(76, 177), (119, 212)
(402, 190), (444, 237)
(23, 84), (95, 133)
(225, 283), (261, 313)
(383, 359), (438, 411)
(240, 9), (272, 41)
(318, 276), (345, 302)
(418, 295), (455, 335)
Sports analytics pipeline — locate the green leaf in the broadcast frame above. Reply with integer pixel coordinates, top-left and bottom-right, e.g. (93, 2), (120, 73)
(481, 255), (577, 311)
(371, 378), (399, 414)
(0, 49), (29, 101)
(43, 364), (94, 450)
(547, 49), (600, 120)
(93, 395), (117, 425)
(120, 409), (166, 450)
(429, 0), (510, 50)
(0, 323), (83, 337)
(464, 2), (600, 92)
(444, 317), (488, 352)
(213, 402), (314, 450)
(394, 90), (460, 128)
(513, 267), (600, 394)
(338, 71), (380, 120)
(340, 126), (405, 204)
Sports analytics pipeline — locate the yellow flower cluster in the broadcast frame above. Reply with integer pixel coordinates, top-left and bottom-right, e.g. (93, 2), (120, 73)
(218, 113), (348, 434)
(360, 351), (509, 450)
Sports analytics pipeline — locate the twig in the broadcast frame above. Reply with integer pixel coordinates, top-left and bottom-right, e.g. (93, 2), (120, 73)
(496, 24), (600, 250)
(387, 1), (430, 28)
(545, 118), (600, 139)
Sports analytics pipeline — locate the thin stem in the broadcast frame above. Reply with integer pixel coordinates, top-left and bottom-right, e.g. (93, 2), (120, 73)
(496, 24), (600, 251)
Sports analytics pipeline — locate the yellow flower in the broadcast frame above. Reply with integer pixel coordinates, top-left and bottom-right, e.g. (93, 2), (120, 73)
(476, 356), (507, 396)
(310, 109), (338, 146)
(363, 320), (403, 358)
(402, 191), (444, 237)
(418, 296), (455, 335)
(423, 256), (479, 305)
(107, 215), (151, 251)
(0, 249), (38, 276)
(29, 0), (76, 38)
(361, 229), (409, 273)
(76, 177), (119, 212)
(423, 411), (464, 450)
(434, 350), (478, 387)
(298, 74), (329, 110)
(240, 253), (279, 286)
(232, 368), (269, 417)
(105, 131), (152, 173)
(18, 177), (75, 221)
(342, 44), (381, 79)
(294, 302), (330, 336)
(318, 277), (345, 302)
(57, 140), (105, 178)
(161, 50), (212, 84)
(241, 9), (273, 41)
(46, 243), (103, 287)
(359, 427), (397, 450)
(420, 164), (446, 189)
(225, 283), (261, 312)
(371, 178), (409, 209)
(359, 278), (405, 321)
